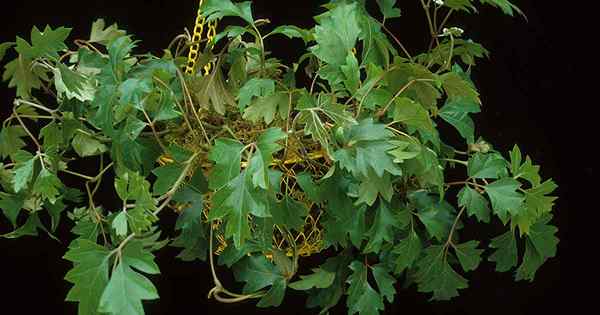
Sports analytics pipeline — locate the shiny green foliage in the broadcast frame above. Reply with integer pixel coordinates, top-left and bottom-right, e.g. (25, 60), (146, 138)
(0, 0), (556, 314)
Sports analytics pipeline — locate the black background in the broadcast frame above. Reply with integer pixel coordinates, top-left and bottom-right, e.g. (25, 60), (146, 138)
(0, 1), (585, 314)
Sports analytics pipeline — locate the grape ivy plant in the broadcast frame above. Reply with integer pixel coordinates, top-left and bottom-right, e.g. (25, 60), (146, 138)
(0, 0), (559, 314)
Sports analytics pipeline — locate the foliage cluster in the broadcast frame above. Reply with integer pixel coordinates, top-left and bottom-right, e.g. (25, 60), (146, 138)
(0, 1), (558, 314)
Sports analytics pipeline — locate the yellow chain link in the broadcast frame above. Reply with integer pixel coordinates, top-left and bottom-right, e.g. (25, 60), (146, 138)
(185, 0), (218, 75)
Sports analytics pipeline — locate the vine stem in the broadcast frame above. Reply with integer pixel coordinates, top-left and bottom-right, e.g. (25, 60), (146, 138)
(352, 64), (401, 117)
(420, 0), (439, 46)
(445, 180), (485, 189)
(85, 181), (108, 245)
(445, 206), (466, 249)
(153, 151), (200, 216)
(442, 158), (468, 166)
(207, 226), (265, 303)
(141, 108), (169, 154)
(250, 23), (266, 76)
(374, 20), (412, 61)
(12, 108), (41, 150)
(109, 233), (136, 261)
(428, 9), (454, 51)
(14, 99), (57, 114)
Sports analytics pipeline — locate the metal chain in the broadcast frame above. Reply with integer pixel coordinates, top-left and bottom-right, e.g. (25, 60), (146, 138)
(185, 0), (218, 75)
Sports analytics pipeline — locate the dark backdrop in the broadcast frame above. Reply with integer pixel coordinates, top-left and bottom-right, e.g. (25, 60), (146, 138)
(0, 1), (584, 314)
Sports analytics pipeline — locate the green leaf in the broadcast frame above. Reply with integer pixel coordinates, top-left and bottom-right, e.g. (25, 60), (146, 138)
(453, 240), (483, 271)
(2, 55), (42, 98)
(391, 97), (434, 133)
(467, 152), (508, 179)
(257, 278), (287, 308)
(243, 91), (289, 124)
(234, 255), (286, 307)
(40, 122), (63, 150)
(440, 71), (480, 104)
(488, 229), (518, 272)
(208, 138), (244, 190)
(364, 201), (399, 253)
(371, 264), (396, 303)
(444, 0), (477, 12)
(210, 168), (267, 248)
(89, 18), (126, 44)
(201, 0), (255, 24)
(114, 171), (157, 234)
(55, 63), (93, 102)
(72, 133), (108, 157)
(193, 67), (236, 115)
(289, 268), (335, 290)
(237, 78), (275, 111)
(107, 36), (136, 80)
(438, 97), (480, 144)
(311, 2), (361, 67)
(297, 92), (355, 152)
(15, 25), (71, 59)
(346, 261), (385, 315)
(71, 214), (100, 242)
(392, 229), (421, 274)
(121, 117), (147, 141)
(250, 127), (287, 189)
(32, 168), (62, 204)
(270, 195), (309, 231)
(512, 179), (558, 235)
(306, 255), (351, 314)
(509, 144), (542, 186)
(121, 239), (161, 275)
(268, 25), (312, 43)
(112, 211), (128, 236)
(341, 53), (360, 94)
(1, 213), (44, 239)
(98, 261), (159, 315)
(354, 170), (394, 206)
(415, 245), (468, 300)
(387, 140), (421, 163)
(46, 198), (66, 231)
(484, 178), (524, 222)
(171, 181), (208, 261)
(457, 186), (491, 223)
(385, 62), (441, 109)
(151, 163), (184, 195)
(0, 193), (25, 227)
(295, 172), (325, 203)
(63, 239), (111, 315)
(319, 173), (367, 248)
(0, 126), (27, 159)
(410, 191), (456, 241)
(12, 156), (35, 193)
(376, 0), (401, 19)
(515, 215), (558, 281)
(0, 42), (14, 62)
(479, 0), (525, 17)
(333, 119), (400, 179)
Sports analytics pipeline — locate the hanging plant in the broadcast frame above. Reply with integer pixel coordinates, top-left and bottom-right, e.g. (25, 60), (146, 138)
(0, 0), (559, 314)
